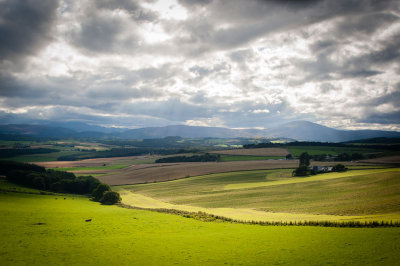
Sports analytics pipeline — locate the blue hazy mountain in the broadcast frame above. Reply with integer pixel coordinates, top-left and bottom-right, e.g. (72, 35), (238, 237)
(1, 121), (399, 142)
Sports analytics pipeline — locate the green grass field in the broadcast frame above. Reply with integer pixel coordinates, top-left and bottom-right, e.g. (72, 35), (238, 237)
(119, 168), (400, 222)
(287, 146), (384, 156)
(1, 182), (400, 265)
(50, 165), (128, 171)
(220, 155), (285, 161)
(0, 150), (87, 163)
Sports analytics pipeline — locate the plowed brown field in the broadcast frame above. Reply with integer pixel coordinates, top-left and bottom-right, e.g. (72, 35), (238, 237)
(97, 160), (363, 185)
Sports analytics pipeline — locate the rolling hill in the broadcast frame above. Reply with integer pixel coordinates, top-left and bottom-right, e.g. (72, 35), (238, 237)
(0, 121), (399, 142)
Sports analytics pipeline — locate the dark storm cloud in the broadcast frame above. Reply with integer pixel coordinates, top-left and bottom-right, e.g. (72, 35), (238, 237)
(0, 73), (49, 98)
(0, 0), (399, 130)
(360, 111), (400, 125)
(368, 89), (400, 107)
(86, 83), (164, 100)
(178, 0), (213, 8)
(293, 30), (399, 85)
(362, 34), (400, 65)
(95, 0), (157, 22)
(163, 0), (399, 59)
(0, 0), (59, 62)
(71, 13), (138, 53)
(335, 12), (399, 37)
(319, 83), (340, 94)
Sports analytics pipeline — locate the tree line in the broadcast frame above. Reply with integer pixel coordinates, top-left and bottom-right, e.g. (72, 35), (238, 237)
(0, 161), (120, 205)
(0, 148), (60, 158)
(57, 147), (198, 161)
(155, 153), (221, 163)
(293, 152), (347, 176)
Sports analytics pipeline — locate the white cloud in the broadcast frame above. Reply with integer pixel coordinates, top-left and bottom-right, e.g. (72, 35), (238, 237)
(0, 0), (399, 131)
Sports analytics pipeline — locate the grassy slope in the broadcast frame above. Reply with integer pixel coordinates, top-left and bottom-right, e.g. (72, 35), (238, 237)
(1, 184), (400, 265)
(120, 168), (400, 220)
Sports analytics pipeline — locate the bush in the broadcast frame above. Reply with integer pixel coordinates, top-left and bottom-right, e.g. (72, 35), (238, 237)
(332, 164), (347, 172)
(32, 176), (46, 190)
(100, 191), (121, 205)
(92, 183), (111, 201)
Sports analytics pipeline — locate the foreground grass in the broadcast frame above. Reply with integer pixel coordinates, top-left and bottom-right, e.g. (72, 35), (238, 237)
(1, 186), (400, 265)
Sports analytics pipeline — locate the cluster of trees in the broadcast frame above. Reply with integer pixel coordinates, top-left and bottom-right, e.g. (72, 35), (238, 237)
(0, 148), (60, 158)
(304, 152), (367, 162)
(292, 152), (348, 176)
(91, 183), (121, 205)
(0, 161), (120, 205)
(57, 147), (198, 161)
(155, 153), (221, 163)
(243, 142), (275, 149)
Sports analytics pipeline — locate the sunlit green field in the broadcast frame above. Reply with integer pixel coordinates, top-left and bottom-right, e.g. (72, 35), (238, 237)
(220, 155), (285, 161)
(287, 146), (384, 156)
(1, 183), (400, 265)
(119, 168), (400, 222)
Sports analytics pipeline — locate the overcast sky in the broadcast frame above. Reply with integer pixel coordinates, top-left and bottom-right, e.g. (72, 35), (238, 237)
(0, 0), (399, 130)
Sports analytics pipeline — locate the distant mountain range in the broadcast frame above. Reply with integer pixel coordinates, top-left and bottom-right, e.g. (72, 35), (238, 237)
(1, 120), (400, 142)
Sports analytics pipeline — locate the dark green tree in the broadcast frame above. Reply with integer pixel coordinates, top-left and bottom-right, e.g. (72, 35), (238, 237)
(299, 152), (310, 166)
(335, 153), (351, 161)
(32, 176), (46, 190)
(293, 165), (309, 176)
(100, 191), (121, 205)
(92, 183), (111, 201)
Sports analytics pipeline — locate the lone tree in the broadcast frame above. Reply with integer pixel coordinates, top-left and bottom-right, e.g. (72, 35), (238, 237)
(299, 152), (310, 166)
(293, 152), (310, 177)
(293, 165), (309, 176)
(100, 191), (121, 205)
(92, 183), (111, 201)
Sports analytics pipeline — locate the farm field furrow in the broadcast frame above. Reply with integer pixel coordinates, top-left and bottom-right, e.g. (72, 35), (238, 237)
(98, 160), (365, 185)
(119, 168), (400, 220)
(211, 147), (289, 156)
(116, 188), (400, 223)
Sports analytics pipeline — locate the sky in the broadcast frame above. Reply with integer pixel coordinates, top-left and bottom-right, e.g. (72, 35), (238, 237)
(0, 0), (399, 131)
